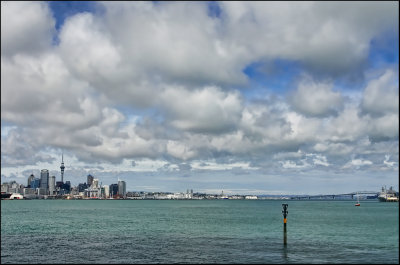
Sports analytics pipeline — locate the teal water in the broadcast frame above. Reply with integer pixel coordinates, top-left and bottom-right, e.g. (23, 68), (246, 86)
(1, 200), (398, 264)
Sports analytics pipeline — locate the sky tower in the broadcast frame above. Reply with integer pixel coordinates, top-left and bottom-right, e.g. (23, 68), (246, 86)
(60, 153), (65, 183)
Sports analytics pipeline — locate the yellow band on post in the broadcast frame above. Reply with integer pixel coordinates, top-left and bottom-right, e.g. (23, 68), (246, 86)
(284, 218), (287, 223)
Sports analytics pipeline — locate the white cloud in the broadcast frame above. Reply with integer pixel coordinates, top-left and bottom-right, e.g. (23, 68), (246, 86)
(1, 1), (398, 193)
(160, 85), (243, 134)
(383, 155), (398, 168)
(288, 76), (343, 117)
(280, 160), (310, 169)
(343, 158), (373, 169)
(362, 69), (399, 116)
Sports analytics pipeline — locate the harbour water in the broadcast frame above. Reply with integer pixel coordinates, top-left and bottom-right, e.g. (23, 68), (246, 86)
(1, 200), (398, 264)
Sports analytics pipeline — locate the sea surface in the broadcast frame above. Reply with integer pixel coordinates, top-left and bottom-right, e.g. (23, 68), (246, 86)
(1, 200), (398, 264)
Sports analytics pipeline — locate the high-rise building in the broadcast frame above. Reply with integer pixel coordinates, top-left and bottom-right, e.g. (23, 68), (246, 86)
(118, 180), (126, 198)
(49, 176), (55, 195)
(65, 181), (71, 193)
(78, 183), (88, 192)
(92, 178), (99, 189)
(40, 169), (49, 194)
(27, 174), (35, 188)
(60, 153), (65, 183)
(31, 178), (41, 190)
(103, 185), (110, 198)
(87, 175), (94, 187)
(109, 184), (119, 198)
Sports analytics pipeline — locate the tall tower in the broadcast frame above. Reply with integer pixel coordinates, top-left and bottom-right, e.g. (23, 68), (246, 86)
(60, 153), (65, 183)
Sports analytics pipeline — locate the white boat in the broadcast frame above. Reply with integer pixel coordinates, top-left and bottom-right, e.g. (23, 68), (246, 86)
(378, 186), (399, 202)
(355, 192), (360, 206)
(9, 193), (24, 200)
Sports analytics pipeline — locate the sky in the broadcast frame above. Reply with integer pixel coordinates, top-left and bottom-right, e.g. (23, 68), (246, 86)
(1, 1), (399, 195)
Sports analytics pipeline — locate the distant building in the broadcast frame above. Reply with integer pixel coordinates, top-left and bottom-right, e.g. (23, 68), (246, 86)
(92, 178), (99, 189)
(49, 176), (56, 195)
(36, 188), (47, 196)
(31, 178), (41, 190)
(87, 175), (94, 187)
(40, 169), (49, 194)
(1, 183), (9, 193)
(245, 195), (258, 200)
(78, 183), (88, 192)
(103, 185), (110, 198)
(185, 189), (193, 199)
(64, 181), (71, 193)
(118, 180), (126, 198)
(27, 174), (35, 188)
(2, 181), (24, 194)
(23, 188), (36, 196)
(84, 187), (100, 198)
(109, 183), (119, 198)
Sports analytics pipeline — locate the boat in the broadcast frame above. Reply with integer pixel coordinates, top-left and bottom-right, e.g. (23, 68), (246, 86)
(355, 192), (360, 206)
(1, 192), (12, 199)
(378, 186), (399, 202)
(9, 193), (24, 200)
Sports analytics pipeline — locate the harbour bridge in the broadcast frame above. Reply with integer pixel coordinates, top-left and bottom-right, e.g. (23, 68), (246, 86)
(289, 191), (379, 200)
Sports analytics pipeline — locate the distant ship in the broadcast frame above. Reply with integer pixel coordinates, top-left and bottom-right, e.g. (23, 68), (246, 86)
(9, 193), (24, 200)
(378, 186), (399, 202)
(1, 193), (23, 200)
(1, 193), (12, 199)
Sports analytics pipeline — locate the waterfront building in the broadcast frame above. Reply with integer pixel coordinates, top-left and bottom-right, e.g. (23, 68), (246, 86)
(103, 185), (110, 198)
(78, 183), (88, 192)
(185, 189), (193, 199)
(36, 188), (47, 196)
(69, 186), (79, 196)
(109, 183), (119, 198)
(49, 176), (56, 195)
(87, 175), (94, 187)
(9, 181), (24, 194)
(65, 181), (71, 193)
(118, 180), (126, 198)
(40, 169), (49, 194)
(84, 187), (100, 198)
(31, 178), (41, 190)
(23, 188), (36, 198)
(92, 178), (99, 189)
(27, 174), (35, 188)
(1, 183), (9, 193)
(1, 181), (24, 194)
(56, 181), (64, 195)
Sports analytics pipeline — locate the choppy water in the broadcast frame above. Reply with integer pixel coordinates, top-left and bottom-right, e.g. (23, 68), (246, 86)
(1, 200), (398, 264)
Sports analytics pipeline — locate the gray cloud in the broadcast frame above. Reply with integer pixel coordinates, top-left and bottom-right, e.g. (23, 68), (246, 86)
(1, 1), (56, 57)
(288, 76), (344, 117)
(1, 1), (398, 193)
(361, 69), (399, 116)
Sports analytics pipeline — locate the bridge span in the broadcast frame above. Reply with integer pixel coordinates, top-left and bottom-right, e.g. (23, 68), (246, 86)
(289, 191), (379, 200)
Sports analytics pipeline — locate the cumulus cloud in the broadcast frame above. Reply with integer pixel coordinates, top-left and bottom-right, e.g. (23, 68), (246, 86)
(159, 85), (243, 134)
(343, 158), (373, 169)
(361, 69), (399, 116)
(1, 1), (55, 57)
(219, 1), (397, 77)
(1, 1), (398, 193)
(288, 76), (344, 117)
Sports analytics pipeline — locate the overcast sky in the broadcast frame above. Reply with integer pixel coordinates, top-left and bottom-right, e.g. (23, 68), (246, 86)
(1, 1), (399, 195)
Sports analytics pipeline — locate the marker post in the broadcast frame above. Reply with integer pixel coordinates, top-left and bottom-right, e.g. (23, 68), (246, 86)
(282, 204), (288, 245)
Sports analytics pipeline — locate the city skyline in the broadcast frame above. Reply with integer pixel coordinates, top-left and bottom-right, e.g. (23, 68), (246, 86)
(1, 1), (399, 195)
